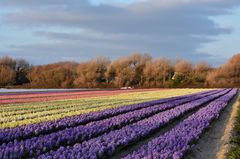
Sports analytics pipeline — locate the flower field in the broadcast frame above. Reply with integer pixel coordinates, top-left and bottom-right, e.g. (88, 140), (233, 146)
(0, 88), (238, 159)
(0, 89), (205, 128)
(0, 89), (165, 105)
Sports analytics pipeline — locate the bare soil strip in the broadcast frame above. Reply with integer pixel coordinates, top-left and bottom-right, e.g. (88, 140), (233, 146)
(185, 92), (239, 159)
(216, 93), (240, 159)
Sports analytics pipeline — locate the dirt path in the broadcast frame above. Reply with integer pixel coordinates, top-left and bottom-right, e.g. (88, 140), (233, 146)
(185, 92), (239, 159)
(216, 93), (240, 159)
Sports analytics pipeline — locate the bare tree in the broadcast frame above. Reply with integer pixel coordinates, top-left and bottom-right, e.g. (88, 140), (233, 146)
(193, 62), (212, 83)
(206, 53), (240, 87)
(143, 58), (173, 87)
(28, 62), (78, 88)
(106, 53), (151, 87)
(0, 65), (16, 86)
(74, 57), (110, 88)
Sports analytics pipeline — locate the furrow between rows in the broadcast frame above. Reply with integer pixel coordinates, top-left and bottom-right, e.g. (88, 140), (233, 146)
(123, 89), (238, 159)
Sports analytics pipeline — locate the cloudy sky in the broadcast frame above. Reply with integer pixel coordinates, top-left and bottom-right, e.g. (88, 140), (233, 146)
(0, 0), (239, 66)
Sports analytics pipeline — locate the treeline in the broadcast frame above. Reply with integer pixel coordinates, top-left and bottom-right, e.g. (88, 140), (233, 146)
(0, 53), (239, 88)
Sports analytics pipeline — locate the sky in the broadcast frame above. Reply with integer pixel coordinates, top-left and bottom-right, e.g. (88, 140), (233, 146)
(0, 0), (239, 66)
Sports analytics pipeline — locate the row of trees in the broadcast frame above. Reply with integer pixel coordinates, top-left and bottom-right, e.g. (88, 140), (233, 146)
(0, 53), (239, 88)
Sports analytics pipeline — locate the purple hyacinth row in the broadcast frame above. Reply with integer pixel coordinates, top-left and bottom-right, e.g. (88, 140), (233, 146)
(123, 88), (238, 159)
(36, 89), (231, 159)
(0, 90), (217, 144)
(0, 90), (225, 159)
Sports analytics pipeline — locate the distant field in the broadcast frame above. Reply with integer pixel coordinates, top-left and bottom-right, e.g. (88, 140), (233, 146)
(0, 88), (204, 128)
(0, 88), (238, 159)
(0, 88), (166, 104)
(0, 88), (90, 93)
